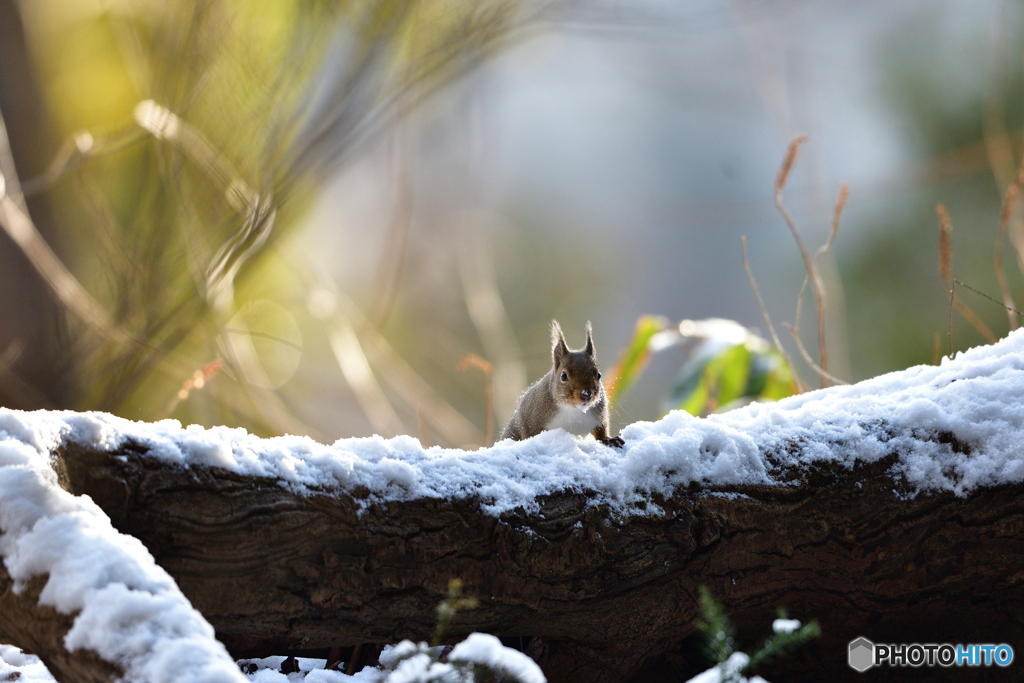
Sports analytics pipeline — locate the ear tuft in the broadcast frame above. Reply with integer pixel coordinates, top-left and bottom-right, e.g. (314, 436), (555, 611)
(551, 320), (569, 366)
(584, 321), (595, 358)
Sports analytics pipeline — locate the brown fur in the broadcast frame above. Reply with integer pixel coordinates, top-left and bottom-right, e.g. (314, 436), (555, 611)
(500, 321), (624, 447)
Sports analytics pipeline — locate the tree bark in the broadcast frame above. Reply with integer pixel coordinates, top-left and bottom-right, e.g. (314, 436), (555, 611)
(49, 433), (1024, 683)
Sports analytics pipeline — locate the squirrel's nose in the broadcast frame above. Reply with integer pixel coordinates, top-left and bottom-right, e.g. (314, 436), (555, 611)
(580, 389), (591, 402)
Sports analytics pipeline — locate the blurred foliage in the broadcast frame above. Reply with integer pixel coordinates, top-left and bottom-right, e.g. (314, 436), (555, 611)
(694, 586), (820, 682)
(3, 0), (535, 438)
(842, 14), (1024, 380)
(608, 316), (796, 418)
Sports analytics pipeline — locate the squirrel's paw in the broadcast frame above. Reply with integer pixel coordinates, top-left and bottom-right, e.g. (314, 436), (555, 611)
(601, 436), (625, 449)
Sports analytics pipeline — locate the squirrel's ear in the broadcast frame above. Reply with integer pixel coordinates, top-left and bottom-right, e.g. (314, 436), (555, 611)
(584, 321), (595, 358)
(551, 320), (568, 366)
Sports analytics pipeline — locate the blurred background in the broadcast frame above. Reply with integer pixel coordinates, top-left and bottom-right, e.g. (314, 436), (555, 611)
(1, 0), (1022, 446)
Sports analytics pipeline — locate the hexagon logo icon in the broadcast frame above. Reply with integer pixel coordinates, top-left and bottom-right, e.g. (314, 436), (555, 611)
(848, 637), (875, 672)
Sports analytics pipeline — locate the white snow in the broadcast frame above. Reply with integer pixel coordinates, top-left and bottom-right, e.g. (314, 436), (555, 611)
(771, 619), (801, 634)
(237, 656), (381, 683)
(0, 426), (248, 682)
(684, 652), (769, 683)
(447, 633), (545, 683)
(0, 646), (57, 683)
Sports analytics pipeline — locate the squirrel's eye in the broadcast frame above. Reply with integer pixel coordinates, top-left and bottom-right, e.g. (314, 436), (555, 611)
(597, 372), (602, 380)
(560, 371), (568, 382)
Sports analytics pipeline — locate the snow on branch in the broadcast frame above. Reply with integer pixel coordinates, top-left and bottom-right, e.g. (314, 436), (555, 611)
(0, 416), (248, 683)
(5, 329), (1024, 517)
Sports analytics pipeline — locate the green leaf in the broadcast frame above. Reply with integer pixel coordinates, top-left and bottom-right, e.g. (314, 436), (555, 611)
(708, 343), (752, 407)
(665, 338), (730, 414)
(753, 349), (797, 401)
(606, 315), (670, 407)
(667, 341), (750, 416)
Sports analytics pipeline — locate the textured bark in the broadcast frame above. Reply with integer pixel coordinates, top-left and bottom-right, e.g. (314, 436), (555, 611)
(0, 568), (123, 683)
(49, 435), (1024, 683)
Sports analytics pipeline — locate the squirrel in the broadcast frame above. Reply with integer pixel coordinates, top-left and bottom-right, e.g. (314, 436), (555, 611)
(500, 320), (624, 448)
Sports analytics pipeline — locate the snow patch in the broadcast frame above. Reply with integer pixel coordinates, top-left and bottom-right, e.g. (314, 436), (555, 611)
(772, 619), (801, 634)
(0, 331), (1018, 518)
(447, 633), (545, 683)
(0, 420), (246, 682)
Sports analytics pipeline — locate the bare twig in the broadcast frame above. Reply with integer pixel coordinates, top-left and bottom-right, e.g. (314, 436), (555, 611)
(783, 323), (847, 387)
(0, 192), (115, 333)
(0, 110), (120, 337)
(936, 205), (998, 344)
(20, 127), (145, 197)
(954, 278), (1024, 319)
(773, 135), (833, 387)
(134, 100), (275, 308)
(303, 271), (405, 437)
(995, 153), (1024, 330)
(937, 203), (952, 284)
(948, 282), (955, 357)
(740, 236), (804, 393)
(952, 295), (997, 344)
(818, 182), (848, 265)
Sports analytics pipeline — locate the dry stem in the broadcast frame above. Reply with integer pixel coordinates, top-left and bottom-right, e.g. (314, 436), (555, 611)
(937, 203), (952, 284)
(935, 205), (998, 344)
(740, 236), (804, 393)
(995, 154), (1024, 330)
(783, 322), (846, 386)
(773, 134), (833, 387)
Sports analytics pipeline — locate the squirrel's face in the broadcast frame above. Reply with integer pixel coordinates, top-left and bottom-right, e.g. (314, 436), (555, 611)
(553, 351), (603, 411)
(550, 320), (604, 411)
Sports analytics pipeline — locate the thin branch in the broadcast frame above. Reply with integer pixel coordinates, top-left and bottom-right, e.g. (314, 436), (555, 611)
(0, 193), (114, 332)
(936, 205), (998, 344)
(134, 100), (275, 308)
(937, 203), (952, 284)
(327, 318), (406, 437)
(773, 135), (831, 386)
(954, 278), (1024, 319)
(20, 127), (145, 196)
(740, 236), (804, 394)
(995, 151), (1024, 330)
(783, 323), (847, 387)
(817, 182), (848, 265)
(300, 268), (405, 437)
(952, 296), (997, 344)
(948, 281), (955, 357)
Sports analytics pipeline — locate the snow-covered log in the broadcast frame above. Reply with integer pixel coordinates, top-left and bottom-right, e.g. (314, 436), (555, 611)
(0, 415), (250, 683)
(4, 332), (1024, 682)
